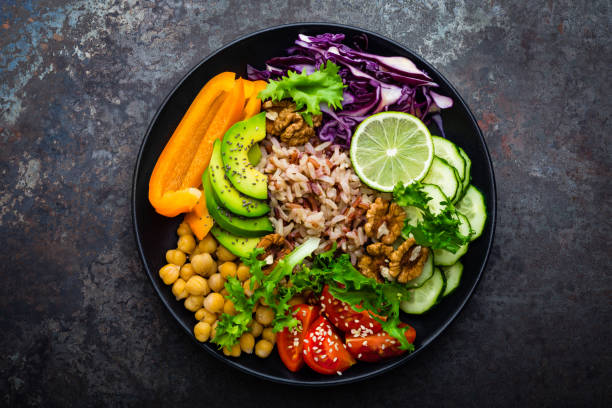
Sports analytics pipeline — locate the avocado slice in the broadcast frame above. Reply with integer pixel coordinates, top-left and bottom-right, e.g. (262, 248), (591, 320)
(209, 139), (270, 218)
(210, 225), (260, 258)
(221, 112), (268, 200)
(203, 169), (273, 237)
(247, 143), (262, 166)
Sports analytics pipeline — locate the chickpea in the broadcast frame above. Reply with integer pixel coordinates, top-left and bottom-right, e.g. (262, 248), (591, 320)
(255, 339), (274, 358)
(249, 321), (263, 337)
(176, 222), (192, 236)
(223, 343), (241, 357)
(194, 321), (211, 342)
(288, 296), (306, 307)
(159, 264), (180, 285)
(239, 333), (255, 354)
(198, 234), (218, 254)
(216, 245), (237, 262)
(185, 275), (210, 296)
(236, 263), (250, 281)
(220, 288), (229, 297)
(184, 295), (204, 312)
(191, 253), (216, 277)
(230, 343), (241, 357)
(177, 234), (196, 254)
(223, 299), (236, 316)
(199, 309), (217, 325)
(218, 262), (237, 279)
(204, 293), (224, 314)
(179, 263), (195, 280)
(166, 249), (186, 266)
(208, 273), (226, 293)
(172, 278), (188, 300)
(262, 328), (277, 344)
(243, 278), (259, 297)
(194, 308), (207, 321)
(255, 306), (275, 326)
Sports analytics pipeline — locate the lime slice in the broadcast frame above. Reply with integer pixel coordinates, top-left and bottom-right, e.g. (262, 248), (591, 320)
(350, 112), (434, 192)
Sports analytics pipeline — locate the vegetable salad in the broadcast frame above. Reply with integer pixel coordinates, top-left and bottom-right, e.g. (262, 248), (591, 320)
(148, 32), (487, 376)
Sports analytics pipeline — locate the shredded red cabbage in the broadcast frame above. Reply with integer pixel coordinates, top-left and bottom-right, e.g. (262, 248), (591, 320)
(248, 33), (453, 147)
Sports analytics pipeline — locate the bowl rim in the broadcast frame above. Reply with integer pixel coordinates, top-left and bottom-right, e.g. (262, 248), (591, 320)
(131, 21), (497, 386)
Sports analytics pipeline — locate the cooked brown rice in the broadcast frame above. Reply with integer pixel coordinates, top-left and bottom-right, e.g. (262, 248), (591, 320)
(257, 136), (382, 263)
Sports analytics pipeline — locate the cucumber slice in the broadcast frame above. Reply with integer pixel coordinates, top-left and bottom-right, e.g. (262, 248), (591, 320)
(400, 267), (446, 314)
(422, 157), (460, 202)
(431, 136), (465, 203)
(451, 165), (463, 204)
(422, 183), (447, 215)
(432, 136), (466, 181)
(442, 261), (463, 297)
(458, 147), (471, 194)
(433, 212), (471, 266)
(455, 185), (487, 241)
(404, 251), (434, 288)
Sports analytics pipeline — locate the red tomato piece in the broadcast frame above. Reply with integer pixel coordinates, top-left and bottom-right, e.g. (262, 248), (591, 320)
(277, 304), (320, 372)
(319, 285), (383, 335)
(303, 316), (356, 375)
(345, 324), (416, 362)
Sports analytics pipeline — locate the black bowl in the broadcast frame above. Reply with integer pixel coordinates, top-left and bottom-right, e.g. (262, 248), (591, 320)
(132, 23), (496, 386)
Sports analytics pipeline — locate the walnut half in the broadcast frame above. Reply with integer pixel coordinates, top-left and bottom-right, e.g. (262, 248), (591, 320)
(256, 233), (292, 273)
(357, 243), (394, 283)
(389, 238), (430, 283)
(364, 197), (406, 245)
(263, 100), (322, 146)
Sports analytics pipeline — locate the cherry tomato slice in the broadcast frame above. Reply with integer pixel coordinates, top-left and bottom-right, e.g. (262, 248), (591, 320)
(303, 316), (356, 375)
(320, 285), (383, 335)
(345, 324), (416, 362)
(277, 304), (321, 372)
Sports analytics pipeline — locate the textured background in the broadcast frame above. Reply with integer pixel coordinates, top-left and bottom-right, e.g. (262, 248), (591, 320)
(1, 0), (610, 406)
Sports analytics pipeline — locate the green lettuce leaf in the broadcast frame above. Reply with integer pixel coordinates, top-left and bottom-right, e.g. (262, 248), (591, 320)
(258, 61), (345, 124)
(394, 181), (470, 253)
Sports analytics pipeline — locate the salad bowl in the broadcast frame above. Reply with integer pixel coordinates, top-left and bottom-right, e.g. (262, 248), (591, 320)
(132, 22), (496, 386)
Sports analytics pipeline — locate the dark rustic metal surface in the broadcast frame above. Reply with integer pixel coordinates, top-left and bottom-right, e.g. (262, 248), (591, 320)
(1, 1), (610, 407)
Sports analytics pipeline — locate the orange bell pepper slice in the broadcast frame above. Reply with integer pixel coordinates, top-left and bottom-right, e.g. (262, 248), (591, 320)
(184, 191), (214, 240)
(243, 80), (255, 99)
(242, 80), (267, 120)
(180, 78), (245, 190)
(148, 72), (246, 217)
